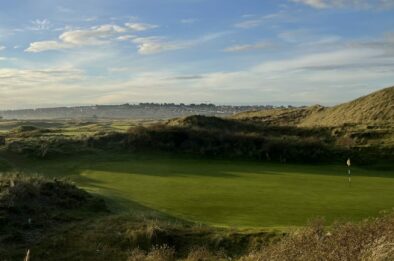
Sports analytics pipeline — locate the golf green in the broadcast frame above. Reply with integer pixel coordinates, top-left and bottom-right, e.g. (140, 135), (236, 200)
(19, 154), (394, 228)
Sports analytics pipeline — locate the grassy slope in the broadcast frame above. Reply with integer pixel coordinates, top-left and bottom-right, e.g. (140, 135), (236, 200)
(233, 86), (394, 127)
(10, 153), (394, 229)
(301, 86), (394, 126)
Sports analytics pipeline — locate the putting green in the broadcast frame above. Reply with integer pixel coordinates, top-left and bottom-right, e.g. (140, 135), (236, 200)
(19, 154), (394, 228)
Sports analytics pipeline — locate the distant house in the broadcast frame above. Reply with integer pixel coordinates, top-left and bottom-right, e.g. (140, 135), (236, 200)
(0, 135), (5, 145)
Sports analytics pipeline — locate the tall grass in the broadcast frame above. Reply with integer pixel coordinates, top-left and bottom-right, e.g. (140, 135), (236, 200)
(124, 214), (394, 260)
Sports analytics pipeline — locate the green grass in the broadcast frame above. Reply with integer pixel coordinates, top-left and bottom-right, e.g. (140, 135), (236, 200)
(9, 153), (394, 229)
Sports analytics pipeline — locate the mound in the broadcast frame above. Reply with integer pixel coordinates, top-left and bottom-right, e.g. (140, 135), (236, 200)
(165, 115), (264, 132)
(167, 115), (237, 128)
(12, 125), (39, 133)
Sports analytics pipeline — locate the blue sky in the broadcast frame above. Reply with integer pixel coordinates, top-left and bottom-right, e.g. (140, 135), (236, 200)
(1, 0), (394, 109)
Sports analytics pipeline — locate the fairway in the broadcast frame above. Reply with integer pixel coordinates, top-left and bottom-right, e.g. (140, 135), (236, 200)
(18, 154), (394, 228)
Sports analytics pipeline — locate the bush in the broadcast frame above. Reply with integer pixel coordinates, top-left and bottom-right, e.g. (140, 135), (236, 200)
(0, 174), (108, 234)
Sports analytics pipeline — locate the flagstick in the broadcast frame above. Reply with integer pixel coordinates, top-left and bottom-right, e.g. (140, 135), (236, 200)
(347, 158), (351, 187)
(24, 249), (30, 261)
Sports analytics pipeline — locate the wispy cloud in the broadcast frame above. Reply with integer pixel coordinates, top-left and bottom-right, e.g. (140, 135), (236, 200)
(224, 42), (273, 52)
(234, 12), (286, 29)
(278, 29), (342, 48)
(0, 46), (5, 51)
(117, 35), (137, 41)
(291, 0), (328, 9)
(235, 19), (263, 29)
(290, 0), (394, 10)
(125, 22), (158, 31)
(168, 75), (204, 80)
(132, 32), (228, 55)
(132, 37), (184, 55)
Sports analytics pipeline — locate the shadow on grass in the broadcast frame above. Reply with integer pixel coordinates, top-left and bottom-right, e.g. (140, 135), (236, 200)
(4, 151), (394, 180)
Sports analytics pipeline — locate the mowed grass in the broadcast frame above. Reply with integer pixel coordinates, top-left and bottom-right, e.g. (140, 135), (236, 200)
(15, 153), (394, 229)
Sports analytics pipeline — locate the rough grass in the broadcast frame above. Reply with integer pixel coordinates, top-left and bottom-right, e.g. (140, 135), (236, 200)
(30, 212), (393, 260)
(125, 213), (394, 261)
(240, 213), (394, 261)
(20, 211), (277, 260)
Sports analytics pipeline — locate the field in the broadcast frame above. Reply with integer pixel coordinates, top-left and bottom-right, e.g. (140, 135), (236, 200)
(11, 152), (394, 229)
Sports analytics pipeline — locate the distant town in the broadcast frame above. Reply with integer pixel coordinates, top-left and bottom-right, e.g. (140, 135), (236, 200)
(0, 103), (294, 120)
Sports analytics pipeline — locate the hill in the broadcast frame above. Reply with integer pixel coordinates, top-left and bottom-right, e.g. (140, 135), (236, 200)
(234, 86), (394, 127)
(301, 86), (394, 127)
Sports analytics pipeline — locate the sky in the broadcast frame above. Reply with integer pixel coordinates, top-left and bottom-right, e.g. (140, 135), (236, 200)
(0, 0), (394, 109)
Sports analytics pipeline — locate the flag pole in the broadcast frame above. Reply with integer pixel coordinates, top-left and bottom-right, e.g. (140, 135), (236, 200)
(347, 158), (351, 186)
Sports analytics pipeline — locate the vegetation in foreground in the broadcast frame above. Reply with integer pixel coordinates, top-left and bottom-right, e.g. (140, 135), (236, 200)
(1, 175), (393, 261)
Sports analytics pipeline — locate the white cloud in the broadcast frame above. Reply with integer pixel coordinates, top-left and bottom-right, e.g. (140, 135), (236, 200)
(25, 41), (70, 53)
(59, 24), (126, 45)
(3, 40), (394, 108)
(25, 24), (126, 52)
(0, 46), (5, 51)
(290, 0), (394, 9)
(125, 22), (158, 31)
(224, 42), (273, 52)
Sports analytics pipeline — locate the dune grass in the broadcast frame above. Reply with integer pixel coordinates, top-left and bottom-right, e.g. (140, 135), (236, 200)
(11, 153), (394, 229)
